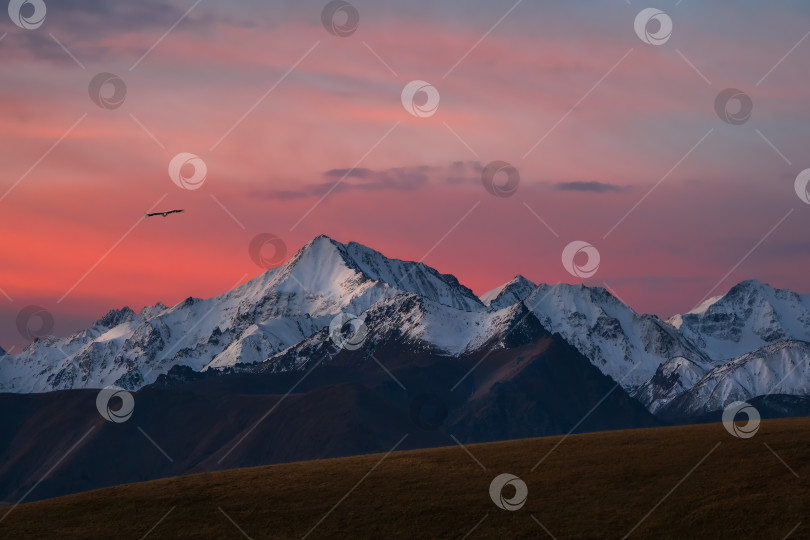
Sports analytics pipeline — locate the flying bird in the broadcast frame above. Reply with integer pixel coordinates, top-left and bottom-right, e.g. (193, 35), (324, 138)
(146, 209), (185, 218)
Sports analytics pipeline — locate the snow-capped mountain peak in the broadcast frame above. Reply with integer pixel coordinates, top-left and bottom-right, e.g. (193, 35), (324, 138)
(0, 235), (484, 392)
(480, 275), (536, 309)
(670, 279), (810, 361)
(242, 234), (483, 312)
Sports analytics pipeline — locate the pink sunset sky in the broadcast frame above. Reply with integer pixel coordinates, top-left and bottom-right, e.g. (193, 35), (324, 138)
(1, 0), (810, 350)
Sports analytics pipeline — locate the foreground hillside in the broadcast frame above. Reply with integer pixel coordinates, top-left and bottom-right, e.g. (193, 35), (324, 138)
(0, 337), (659, 504)
(2, 418), (808, 539)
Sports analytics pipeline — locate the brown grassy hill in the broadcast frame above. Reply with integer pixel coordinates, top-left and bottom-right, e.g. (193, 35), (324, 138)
(2, 418), (808, 539)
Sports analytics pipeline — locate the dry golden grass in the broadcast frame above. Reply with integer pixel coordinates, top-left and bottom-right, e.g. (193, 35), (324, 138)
(2, 418), (808, 539)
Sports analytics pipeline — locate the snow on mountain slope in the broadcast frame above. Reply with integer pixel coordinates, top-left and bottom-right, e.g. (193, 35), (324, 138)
(234, 235), (483, 314)
(669, 280), (810, 361)
(246, 293), (546, 375)
(524, 283), (709, 389)
(361, 294), (539, 355)
(480, 275), (536, 309)
(0, 235), (485, 393)
(0, 307), (146, 392)
(340, 240), (483, 311)
(659, 340), (810, 417)
(634, 356), (713, 413)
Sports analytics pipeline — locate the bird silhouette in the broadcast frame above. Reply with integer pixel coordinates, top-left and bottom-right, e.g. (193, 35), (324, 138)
(146, 209), (185, 218)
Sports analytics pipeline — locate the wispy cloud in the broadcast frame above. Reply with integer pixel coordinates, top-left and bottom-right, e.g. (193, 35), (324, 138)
(554, 181), (630, 193)
(253, 162), (482, 200)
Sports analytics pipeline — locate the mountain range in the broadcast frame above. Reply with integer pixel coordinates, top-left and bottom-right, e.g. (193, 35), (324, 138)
(3, 234), (808, 415)
(1, 235), (809, 502)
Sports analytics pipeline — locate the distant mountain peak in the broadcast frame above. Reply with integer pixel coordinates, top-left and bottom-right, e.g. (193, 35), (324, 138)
(669, 278), (810, 362)
(668, 296), (723, 329)
(506, 274), (534, 289)
(285, 233), (343, 268)
(480, 274), (537, 309)
(724, 278), (768, 297)
(97, 306), (136, 329)
(279, 235), (484, 312)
